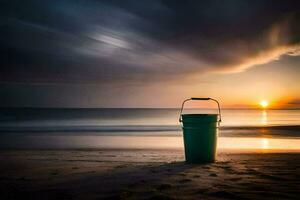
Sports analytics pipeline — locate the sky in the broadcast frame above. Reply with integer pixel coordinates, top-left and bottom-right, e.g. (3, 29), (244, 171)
(1, 0), (300, 108)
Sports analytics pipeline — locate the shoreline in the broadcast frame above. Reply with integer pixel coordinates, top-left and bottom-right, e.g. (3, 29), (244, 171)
(0, 124), (300, 132)
(0, 136), (300, 151)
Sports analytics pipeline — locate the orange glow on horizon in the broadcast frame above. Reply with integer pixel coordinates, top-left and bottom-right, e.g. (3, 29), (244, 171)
(260, 100), (269, 109)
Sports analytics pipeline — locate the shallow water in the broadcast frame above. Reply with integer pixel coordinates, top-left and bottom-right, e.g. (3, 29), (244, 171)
(1, 108), (300, 150)
(1, 134), (300, 151)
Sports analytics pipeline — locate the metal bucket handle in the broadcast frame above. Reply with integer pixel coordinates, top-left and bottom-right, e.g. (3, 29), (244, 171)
(179, 97), (222, 124)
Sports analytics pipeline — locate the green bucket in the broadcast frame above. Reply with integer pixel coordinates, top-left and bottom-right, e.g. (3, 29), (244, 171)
(179, 98), (221, 163)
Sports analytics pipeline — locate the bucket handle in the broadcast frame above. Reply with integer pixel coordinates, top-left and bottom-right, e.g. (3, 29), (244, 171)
(179, 97), (222, 123)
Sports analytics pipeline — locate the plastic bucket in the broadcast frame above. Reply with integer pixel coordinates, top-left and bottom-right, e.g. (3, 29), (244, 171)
(179, 98), (221, 163)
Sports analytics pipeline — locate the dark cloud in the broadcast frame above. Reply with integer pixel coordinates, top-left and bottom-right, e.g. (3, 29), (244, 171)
(288, 99), (300, 105)
(1, 0), (300, 84)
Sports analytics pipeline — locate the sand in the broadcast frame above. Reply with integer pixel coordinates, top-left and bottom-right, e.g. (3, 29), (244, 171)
(0, 149), (299, 200)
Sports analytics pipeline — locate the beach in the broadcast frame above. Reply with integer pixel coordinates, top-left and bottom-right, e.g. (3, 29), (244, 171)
(1, 147), (299, 200)
(3, 1), (300, 199)
(1, 108), (300, 199)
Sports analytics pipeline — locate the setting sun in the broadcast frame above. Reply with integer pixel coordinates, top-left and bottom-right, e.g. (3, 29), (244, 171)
(260, 100), (269, 109)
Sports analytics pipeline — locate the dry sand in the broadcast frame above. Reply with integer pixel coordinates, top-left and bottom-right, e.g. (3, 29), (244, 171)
(0, 149), (299, 200)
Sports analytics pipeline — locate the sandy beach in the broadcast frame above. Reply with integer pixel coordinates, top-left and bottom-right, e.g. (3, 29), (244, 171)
(1, 148), (299, 200)
(1, 108), (300, 200)
(3, 0), (300, 199)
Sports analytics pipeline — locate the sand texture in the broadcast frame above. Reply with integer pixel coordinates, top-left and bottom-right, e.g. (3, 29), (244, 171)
(0, 149), (299, 200)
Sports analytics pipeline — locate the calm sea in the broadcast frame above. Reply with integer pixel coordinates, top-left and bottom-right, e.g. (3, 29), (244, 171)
(0, 108), (300, 149)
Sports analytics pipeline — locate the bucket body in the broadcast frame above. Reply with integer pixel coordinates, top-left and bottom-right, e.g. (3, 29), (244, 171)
(182, 114), (218, 163)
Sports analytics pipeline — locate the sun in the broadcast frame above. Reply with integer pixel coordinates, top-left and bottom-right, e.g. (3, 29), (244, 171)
(259, 100), (269, 109)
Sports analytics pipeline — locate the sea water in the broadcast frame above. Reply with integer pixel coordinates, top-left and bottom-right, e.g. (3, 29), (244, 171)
(0, 108), (300, 150)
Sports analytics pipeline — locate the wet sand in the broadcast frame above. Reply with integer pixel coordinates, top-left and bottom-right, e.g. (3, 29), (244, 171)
(0, 149), (299, 200)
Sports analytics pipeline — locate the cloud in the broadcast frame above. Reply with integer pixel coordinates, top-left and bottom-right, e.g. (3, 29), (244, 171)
(287, 99), (300, 105)
(1, 0), (300, 84)
(217, 44), (300, 73)
(219, 13), (300, 73)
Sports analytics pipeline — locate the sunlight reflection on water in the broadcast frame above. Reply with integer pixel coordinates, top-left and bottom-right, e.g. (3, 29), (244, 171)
(260, 110), (268, 125)
(219, 137), (300, 150)
(22, 135), (300, 151)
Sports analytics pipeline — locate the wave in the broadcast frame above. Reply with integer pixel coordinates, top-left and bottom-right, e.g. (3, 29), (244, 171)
(0, 125), (180, 132)
(1, 125), (300, 138)
(221, 125), (300, 138)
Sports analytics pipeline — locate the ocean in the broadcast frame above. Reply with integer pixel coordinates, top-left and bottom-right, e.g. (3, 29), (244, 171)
(1, 108), (300, 150)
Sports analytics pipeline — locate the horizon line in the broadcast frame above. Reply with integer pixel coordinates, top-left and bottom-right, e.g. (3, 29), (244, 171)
(1, 106), (300, 110)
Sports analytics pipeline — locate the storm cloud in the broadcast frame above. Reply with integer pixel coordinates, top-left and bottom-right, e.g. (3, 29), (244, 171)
(1, 0), (300, 84)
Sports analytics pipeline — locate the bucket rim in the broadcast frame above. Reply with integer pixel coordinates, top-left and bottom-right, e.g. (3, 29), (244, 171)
(181, 114), (220, 124)
(181, 114), (219, 116)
